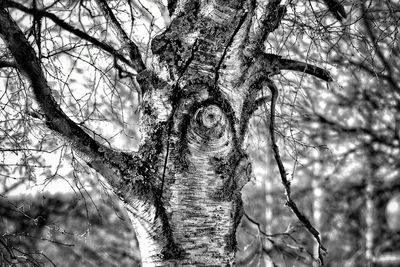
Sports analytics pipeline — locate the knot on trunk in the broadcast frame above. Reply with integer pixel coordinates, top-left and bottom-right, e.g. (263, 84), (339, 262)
(193, 104), (227, 140)
(187, 104), (232, 156)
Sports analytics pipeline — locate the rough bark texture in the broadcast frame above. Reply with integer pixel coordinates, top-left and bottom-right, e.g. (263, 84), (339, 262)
(134, 0), (254, 263)
(0, 0), (339, 265)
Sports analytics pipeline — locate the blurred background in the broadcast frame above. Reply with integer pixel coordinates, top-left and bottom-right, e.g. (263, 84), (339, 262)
(0, 0), (399, 266)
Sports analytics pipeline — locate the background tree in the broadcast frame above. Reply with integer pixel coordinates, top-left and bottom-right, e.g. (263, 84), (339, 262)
(283, 0), (400, 266)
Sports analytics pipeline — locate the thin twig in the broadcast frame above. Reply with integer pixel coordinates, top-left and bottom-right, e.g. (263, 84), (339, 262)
(3, 0), (138, 71)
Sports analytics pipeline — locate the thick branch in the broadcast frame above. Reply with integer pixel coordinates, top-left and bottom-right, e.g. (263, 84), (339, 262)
(3, 0), (139, 71)
(0, 7), (126, 188)
(0, 60), (16, 69)
(95, 0), (145, 72)
(264, 53), (333, 82)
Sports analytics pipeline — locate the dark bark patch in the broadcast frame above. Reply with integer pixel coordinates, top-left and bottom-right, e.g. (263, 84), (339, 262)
(137, 70), (169, 93)
(172, 111), (191, 172)
(161, 242), (185, 261)
(151, 1), (201, 72)
(225, 193), (243, 252)
(208, 150), (251, 201)
(138, 122), (166, 178)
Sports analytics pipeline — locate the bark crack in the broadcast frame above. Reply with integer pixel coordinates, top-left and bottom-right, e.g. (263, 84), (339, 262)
(214, 10), (248, 85)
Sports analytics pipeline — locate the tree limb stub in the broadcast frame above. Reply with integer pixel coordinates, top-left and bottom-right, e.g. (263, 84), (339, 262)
(263, 53), (333, 82)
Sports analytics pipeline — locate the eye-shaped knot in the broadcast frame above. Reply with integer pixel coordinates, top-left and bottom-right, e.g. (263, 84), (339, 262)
(193, 105), (227, 140)
(198, 105), (222, 128)
(187, 104), (232, 155)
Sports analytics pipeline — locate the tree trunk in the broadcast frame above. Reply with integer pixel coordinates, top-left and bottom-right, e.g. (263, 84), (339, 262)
(365, 147), (377, 267)
(364, 106), (377, 267)
(0, 0), (337, 265)
(312, 131), (326, 267)
(312, 163), (324, 267)
(263, 127), (276, 267)
(130, 0), (284, 264)
(132, 1), (255, 264)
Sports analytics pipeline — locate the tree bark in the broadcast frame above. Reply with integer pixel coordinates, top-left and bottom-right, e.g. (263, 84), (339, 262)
(0, 0), (339, 265)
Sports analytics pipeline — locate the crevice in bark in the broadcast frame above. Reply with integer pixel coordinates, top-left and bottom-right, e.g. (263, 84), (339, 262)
(213, 10), (248, 84)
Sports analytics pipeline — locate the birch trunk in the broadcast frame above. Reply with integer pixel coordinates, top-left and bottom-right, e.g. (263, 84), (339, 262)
(365, 108), (377, 267)
(365, 148), (376, 267)
(263, 129), (275, 267)
(312, 132), (326, 267)
(312, 171), (323, 267)
(131, 1), (279, 264)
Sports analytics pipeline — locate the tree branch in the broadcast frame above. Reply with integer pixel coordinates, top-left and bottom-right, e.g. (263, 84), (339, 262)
(311, 112), (398, 148)
(264, 78), (327, 265)
(95, 0), (145, 72)
(0, 60), (16, 69)
(3, 0), (141, 72)
(0, 7), (127, 188)
(264, 53), (333, 82)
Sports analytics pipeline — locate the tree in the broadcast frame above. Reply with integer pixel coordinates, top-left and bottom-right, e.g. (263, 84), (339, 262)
(291, 0), (400, 265)
(0, 0), (344, 265)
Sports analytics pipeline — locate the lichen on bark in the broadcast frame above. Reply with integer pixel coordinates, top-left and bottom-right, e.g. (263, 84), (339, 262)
(133, 0), (260, 264)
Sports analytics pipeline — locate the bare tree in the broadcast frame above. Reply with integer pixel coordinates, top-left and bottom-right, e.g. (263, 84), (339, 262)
(0, 0), (344, 265)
